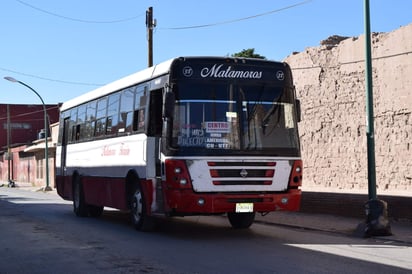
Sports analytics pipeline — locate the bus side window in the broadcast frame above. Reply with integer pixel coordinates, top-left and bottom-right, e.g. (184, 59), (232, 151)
(85, 100), (97, 139)
(132, 108), (146, 132)
(75, 125), (81, 141)
(95, 118), (106, 137)
(133, 85), (147, 132)
(69, 107), (78, 143)
(95, 97), (107, 137)
(77, 104), (86, 140)
(106, 93), (120, 135)
(106, 117), (113, 134)
(119, 86), (135, 133)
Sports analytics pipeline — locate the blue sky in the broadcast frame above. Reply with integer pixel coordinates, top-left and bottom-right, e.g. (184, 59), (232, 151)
(1, 0), (411, 104)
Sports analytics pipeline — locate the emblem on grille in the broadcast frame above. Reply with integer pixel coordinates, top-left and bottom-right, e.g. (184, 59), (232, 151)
(240, 169), (248, 178)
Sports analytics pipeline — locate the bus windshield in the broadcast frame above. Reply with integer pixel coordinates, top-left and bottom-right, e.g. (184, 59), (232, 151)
(171, 81), (300, 156)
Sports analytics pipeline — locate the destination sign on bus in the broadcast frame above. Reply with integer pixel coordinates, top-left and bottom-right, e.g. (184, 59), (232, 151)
(180, 62), (286, 82)
(200, 64), (263, 79)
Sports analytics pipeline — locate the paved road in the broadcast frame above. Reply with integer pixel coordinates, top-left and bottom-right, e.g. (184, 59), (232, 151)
(0, 187), (411, 273)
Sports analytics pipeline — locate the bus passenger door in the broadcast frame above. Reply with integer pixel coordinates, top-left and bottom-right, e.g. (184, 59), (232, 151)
(60, 117), (70, 177)
(147, 89), (164, 212)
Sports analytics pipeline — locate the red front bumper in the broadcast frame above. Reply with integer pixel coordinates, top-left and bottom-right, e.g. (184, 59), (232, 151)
(163, 188), (301, 215)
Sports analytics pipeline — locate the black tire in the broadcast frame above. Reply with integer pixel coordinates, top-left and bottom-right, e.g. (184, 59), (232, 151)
(227, 212), (255, 229)
(88, 205), (104, 218)
(130, 184), (154, 232)
(73, 176), (88, 217)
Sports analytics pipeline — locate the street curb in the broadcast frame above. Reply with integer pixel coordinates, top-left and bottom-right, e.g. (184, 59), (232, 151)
(300, 191), (412, 221)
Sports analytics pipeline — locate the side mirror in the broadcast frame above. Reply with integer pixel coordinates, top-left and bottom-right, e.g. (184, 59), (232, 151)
(163, 90), (175, 118)
(295, 99), (302, 122)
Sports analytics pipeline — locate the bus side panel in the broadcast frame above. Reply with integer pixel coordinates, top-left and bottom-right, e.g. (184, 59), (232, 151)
(82, 177), (128, 210)
(80, 177), (154, 212)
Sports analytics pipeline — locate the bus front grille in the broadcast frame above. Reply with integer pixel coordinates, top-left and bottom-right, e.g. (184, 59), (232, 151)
(207, 161), (276, 186)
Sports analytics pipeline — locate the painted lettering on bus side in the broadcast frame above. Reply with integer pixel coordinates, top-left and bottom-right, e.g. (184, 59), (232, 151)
(119, 143), (130, 156)
(101, 144), (130, 156)
(101, 146), (116, 156)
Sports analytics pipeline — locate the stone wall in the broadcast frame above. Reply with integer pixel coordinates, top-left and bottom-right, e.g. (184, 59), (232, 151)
(284, 23), (412, 195)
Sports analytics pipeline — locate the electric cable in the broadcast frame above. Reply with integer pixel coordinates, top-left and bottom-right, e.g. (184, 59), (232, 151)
(0, 67), (103, 86)
(15, 0), (144, 24)
(159, 0), (312, 30)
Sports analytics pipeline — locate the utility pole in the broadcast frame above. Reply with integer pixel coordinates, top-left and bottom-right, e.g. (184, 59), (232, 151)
(6, 104), (14, 187)
(364, 0), (376, 202)
(362, 0), (391, 237)
(146, 7), (156, 67)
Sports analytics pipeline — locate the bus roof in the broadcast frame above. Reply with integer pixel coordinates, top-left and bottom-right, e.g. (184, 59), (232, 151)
(60, 56), (287, 112)
(60, 58), (175, 112)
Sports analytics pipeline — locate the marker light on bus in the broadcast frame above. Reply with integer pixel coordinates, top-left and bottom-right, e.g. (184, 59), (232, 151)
(197, 198), (205, 206)
(289, 160), (303, 187)
(165, 159), (192, 189)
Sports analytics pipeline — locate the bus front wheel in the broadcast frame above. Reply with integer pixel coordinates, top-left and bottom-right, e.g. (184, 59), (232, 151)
(131, 187), (154, 231)
(88, 205), (104, 217)
(227, 212), (255, 229)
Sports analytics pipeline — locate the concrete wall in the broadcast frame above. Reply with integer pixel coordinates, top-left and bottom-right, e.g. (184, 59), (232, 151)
(285, 23), (412, 195)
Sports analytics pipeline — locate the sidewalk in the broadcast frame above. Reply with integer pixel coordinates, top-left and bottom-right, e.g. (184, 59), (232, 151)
(3, 182), (412, 244)
(255, 211), (412, 244)
(257, 191), (412, 244)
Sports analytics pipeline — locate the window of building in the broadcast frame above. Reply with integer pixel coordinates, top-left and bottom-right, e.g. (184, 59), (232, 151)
(36, 158), (43, 179)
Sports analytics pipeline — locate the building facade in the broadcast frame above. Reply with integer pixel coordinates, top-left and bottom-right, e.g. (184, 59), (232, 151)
(0, 104), (59, 187)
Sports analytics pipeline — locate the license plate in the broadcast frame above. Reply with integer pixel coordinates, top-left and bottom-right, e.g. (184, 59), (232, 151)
(235, 203), (254, 213)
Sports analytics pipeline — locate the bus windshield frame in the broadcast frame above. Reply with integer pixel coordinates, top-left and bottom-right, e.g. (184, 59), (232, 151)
(168, 78), (300, 157)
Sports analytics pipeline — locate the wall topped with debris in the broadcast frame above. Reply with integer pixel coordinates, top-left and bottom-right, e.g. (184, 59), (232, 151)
(285, 23), (412, 195)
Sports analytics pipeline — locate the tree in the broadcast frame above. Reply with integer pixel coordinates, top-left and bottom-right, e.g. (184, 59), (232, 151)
(231, 48), (266, 59)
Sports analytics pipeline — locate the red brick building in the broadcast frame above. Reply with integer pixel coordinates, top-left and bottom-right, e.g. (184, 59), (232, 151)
(0, 104), (60, 187)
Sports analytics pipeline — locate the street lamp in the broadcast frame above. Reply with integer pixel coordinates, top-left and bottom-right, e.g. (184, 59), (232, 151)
(4, 76), (51, 191)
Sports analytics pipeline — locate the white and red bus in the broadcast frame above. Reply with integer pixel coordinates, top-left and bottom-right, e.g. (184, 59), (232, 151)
(56, 56), (302, 230)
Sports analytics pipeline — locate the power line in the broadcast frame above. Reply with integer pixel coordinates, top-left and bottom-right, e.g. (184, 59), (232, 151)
(159, 0), (312, 30)
(0, 67), (103, 86)
(5, 1), (313, 86)
(15, 0), (144, 24)
(0, 105), (60, 122)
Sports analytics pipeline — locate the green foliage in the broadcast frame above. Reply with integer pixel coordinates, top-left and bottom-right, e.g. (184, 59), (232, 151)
(231, 48), (266, 59)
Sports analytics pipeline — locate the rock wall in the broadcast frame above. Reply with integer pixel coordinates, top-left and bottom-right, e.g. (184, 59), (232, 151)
(284, 23), (412, 195)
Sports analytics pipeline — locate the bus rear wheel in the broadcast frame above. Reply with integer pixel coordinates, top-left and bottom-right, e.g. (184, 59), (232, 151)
(130, 187), (154, 231)
(73, 176), (88, 217)
(227, 212), (255, 229)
